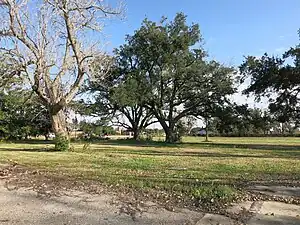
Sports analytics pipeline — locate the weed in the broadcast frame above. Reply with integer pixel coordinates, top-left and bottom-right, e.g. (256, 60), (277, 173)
(191, 185), (236, 204)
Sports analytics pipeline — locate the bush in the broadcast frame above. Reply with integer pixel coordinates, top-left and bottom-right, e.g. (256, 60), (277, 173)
(191, 185), (236, 204)
(139, 132), (154, 141)
(54, 134), (69, 151)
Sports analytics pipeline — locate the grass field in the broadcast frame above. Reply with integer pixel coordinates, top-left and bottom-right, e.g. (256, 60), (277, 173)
(0, 136), (300, 203)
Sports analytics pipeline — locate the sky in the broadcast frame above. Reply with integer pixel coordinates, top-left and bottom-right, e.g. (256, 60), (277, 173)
(104, 0), (300, 66)
(101, 0), (300, 111)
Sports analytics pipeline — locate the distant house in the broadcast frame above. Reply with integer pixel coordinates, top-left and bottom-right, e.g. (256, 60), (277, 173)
(115, 127), (123, 135)
(199, 128), (207, 136)
(122, 129), (133, 137)
(190, 127), (206, 136)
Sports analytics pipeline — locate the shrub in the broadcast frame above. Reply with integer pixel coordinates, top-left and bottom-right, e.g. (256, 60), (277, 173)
(54, 134), (69, 151)
(139, 132), (154, 141)
(191, 185), (236, 204)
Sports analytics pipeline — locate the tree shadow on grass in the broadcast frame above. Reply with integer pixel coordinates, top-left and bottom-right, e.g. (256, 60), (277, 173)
(98, 139), (177, 147)
(3, 138), (300, 151)
(0, 147), (58, 152)
(82, 147), (300, 160)
(1, 139), (54, 145)
(2, 146), (299, 159)
(90, 139), (300, 151)
(2, 138), (300, 155)
(182, 142), (300, 151)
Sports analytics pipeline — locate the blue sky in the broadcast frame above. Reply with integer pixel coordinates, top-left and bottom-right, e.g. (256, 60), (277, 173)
(104, 0), (300, 66)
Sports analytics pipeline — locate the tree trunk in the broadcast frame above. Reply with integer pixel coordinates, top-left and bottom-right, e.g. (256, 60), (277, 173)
(133, 129), (140, 140)
(51, 110), (67, 135)
(165, 126), (176, 143)
(205, 130), (209, 142)
(50, 109), (69, 150)
(205, 118), (209, 142)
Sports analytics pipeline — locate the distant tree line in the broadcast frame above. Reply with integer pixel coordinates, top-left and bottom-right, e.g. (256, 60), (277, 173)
(190, 106), (298, 137)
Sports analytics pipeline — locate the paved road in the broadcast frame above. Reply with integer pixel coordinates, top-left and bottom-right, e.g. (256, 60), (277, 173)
(0, 181), (203, 225)
(0, 181), (300, 225)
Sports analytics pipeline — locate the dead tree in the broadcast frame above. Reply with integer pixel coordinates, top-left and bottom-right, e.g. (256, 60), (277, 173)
(0, 0), (122, 149)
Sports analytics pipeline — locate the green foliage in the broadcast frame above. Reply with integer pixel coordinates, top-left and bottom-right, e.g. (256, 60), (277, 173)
(139, 132), (154, 141)
(113, 13), (235, 143)
(240, 34), (300, 125)
(209, 104), (276, 136)
(80, 63), (154, 140)
(54, 134), (69, 151)
(0, 89), (52, 140)
(77, 13), (236, 143)
(192, 185), (236, 204)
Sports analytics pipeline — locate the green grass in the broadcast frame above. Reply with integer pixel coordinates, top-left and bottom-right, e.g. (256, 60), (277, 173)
(0, 136), (300, 203)
(183, 136), (300, 145)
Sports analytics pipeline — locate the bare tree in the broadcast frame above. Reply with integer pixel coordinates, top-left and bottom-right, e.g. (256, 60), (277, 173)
(0, 0), (123, 149)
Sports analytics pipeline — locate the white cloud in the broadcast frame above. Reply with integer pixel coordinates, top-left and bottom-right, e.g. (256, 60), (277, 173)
(275, 47), (286, 53)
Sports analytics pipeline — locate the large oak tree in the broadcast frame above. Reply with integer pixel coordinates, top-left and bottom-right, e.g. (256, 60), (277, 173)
(113, 13), (235, 142)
